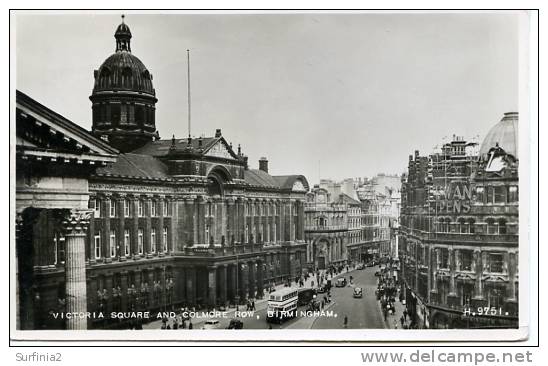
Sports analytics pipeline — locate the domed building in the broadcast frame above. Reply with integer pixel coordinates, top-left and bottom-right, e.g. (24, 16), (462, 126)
(399, 112), (519, 330)
(479, 112), (519, 160)
(90, 17), (158, 152)
(15, 18), (311, 330)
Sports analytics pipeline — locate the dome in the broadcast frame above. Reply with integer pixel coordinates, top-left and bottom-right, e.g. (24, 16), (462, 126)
(93, 52), (155, 95)
(92, 17), (155, 96)
(90, 17), (159, 153)
(479, 112), (518, 159)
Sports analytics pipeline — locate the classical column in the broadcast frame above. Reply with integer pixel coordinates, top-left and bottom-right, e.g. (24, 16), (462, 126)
(103, 196), (111, 263)
(145, 196), (153, 258)
(120, 271), (128, 312)
(208, 265), (217, 308)
(62, 209), (92, 330)
(158, 196), (165, 255)
(256, 261), (264, 298)
(186, 266), (196, 305)
(218, 264), (227, 306)
(229, 264), (237, 304)
(118, 196), (125, 261)
(240, 263), (249, 301)
(248, 261), (256, 299)
(132, 196), (139, 259)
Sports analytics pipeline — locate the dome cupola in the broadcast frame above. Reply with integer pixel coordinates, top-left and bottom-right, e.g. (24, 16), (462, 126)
(90, 16), (159, 153)
(479, 112), (518, 160)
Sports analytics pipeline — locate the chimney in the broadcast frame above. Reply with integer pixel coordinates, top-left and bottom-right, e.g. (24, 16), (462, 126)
(215, 129), (222, 138)
(259, 157), (269, 173)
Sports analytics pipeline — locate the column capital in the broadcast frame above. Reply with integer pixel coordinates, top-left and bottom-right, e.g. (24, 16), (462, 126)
(63, 209), (93, 235)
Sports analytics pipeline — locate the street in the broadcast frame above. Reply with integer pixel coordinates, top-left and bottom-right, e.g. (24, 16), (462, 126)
(145, 265), (390, 330)
(311, 266), (386, 329)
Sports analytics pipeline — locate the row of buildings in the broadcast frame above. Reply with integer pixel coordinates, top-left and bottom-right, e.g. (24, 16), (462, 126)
(398, 115), (519, 329)
(303, 174), (401, 270)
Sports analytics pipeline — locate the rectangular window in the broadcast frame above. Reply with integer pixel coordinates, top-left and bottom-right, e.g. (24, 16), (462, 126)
(460, 250), (473, 271)
(124, 199), (131, 217)
(124, 229), (130, 257)
(138, 229), (144, 254)
(245, 225), (249, 243)
(266, 223), (270, 242)
(489, 253), (504, 273)
(94, 233), (101, 259)
(508, 186), (518, 202)
(94, 198), (101, 218)
(53, 234), (65, 265)
(273, 222), (277, 242)
(163, 200), (169, 217)
(109, 230), (116, 258)
(109, 199), (116, 218)
(150, 228), (156, 253)
(475, 187), (485, 203)
(138, 200), (144, 217)
(151, 201), (157, 217)
(205, 225), (210, 244)
(163, 227), (168, 252)
(494, 186), (506, 203)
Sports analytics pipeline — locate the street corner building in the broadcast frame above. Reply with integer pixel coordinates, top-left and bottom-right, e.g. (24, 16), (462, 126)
(398, 113), (519, 329)
(15, 20), (310, 330)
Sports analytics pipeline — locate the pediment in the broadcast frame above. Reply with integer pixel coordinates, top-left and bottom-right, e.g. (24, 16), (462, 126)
(16, 90), (117, 163)
(15, 91), (118, 158)
(204, 138), (238, 160)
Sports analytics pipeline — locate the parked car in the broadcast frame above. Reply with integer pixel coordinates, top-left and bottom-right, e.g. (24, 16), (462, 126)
(353, 287), (363, 298)
(317, 285), (328, 293)
(357, 263), (365, 270)
(227, 319), (244, 329)
(336, 278), (347, 287)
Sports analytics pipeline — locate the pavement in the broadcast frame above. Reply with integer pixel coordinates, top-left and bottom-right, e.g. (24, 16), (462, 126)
(143, 270), (322, 330)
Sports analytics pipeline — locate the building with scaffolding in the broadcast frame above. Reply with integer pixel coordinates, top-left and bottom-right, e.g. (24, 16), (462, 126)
(398, 113), (519, 329)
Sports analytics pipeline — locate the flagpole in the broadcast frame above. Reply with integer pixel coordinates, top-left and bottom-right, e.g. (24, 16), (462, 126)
(187, 49), (191, 138)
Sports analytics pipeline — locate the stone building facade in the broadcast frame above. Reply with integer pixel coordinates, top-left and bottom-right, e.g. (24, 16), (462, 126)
(304, 185), (367, 270)
(15, 19), (309, 330)
(398, 113), (519, 329)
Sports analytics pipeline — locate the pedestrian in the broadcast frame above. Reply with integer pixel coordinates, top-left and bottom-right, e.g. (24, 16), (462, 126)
(188, 321), (193, 329)
(400, 315), (405, 327)
(343, 315), (348, 329)
(403, 308), (408, 321)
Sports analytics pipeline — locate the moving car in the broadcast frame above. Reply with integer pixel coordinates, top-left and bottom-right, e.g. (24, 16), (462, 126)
(336, 277), (347, 287)
(357, 263), (365, 270)
(353, 287), (363, 298)
(317, 285), (327, 293)
(202, 319), (220, 330)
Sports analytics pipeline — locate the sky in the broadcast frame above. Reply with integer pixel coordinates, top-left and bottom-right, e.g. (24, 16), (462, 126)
(14, 12), (519, 185)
